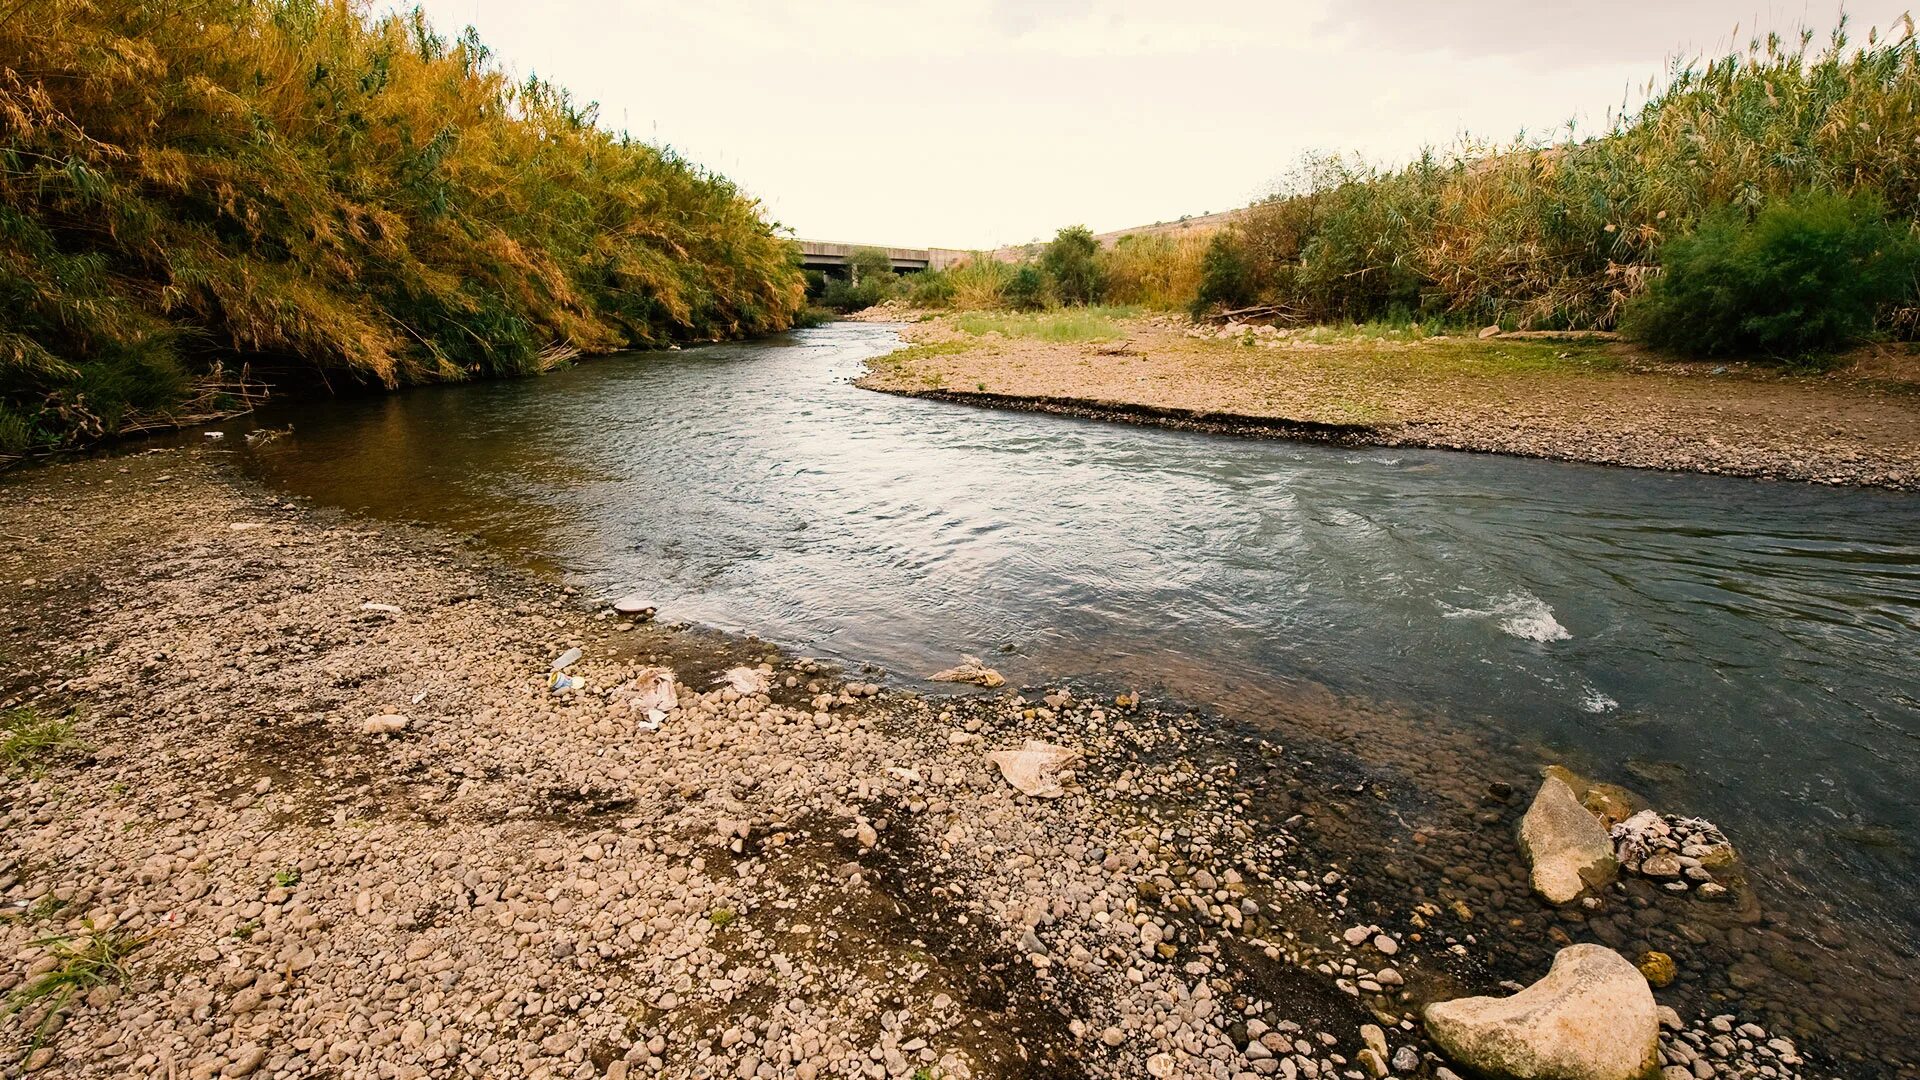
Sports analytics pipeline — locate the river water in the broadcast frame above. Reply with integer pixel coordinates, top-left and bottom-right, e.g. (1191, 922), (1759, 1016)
(238, 322), (1920, 959)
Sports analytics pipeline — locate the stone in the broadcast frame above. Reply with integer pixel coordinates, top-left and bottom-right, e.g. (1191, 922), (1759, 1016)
(1424, 944), (1659, 1080)
(362, 714), (408, 735)
(929, 656), (1005, 688)
(1639, 851), (1682, 879)
(1636, 951), (1676, 988)
(986, 740), (1078, 798)
(222, 1045), (266, 1077)
(612, 594), (655, 617)
(1520, 776), (1619, 904)
(1147, 1053), (1177, 1078)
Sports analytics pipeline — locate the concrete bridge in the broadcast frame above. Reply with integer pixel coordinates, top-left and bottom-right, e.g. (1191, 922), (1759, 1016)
(796, 240), (972, 276)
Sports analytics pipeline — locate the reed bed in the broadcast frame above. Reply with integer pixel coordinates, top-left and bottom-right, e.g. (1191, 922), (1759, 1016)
(0, 0), (804, 456)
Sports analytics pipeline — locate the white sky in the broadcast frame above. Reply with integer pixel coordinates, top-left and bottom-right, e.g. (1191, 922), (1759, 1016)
(399, 0), (1873, 249)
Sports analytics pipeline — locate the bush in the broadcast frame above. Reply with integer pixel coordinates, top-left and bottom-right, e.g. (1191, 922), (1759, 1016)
(1192, 232), (1254, 316)
(1005, 265), (1048, 311)
(1622, 191), (1919, 359)
(818, 275), (895, 313)
(1041, 226), (1103, 305)
(906, 269), (956, 307)
(846, 247), (896, 285)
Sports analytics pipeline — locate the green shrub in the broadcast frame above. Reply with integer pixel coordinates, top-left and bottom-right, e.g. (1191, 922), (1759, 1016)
(1005, 265), (1048, 311)
(1622, 191), (1919, 359)
(846, 247), (896, 285)
(818, 276), (894, 313)
(1041, 226), (1103, 305)
(1192, 232), (1254, 316)
(906, 269), (956, 307)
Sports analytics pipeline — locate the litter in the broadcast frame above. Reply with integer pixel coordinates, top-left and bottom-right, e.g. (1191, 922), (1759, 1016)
(718, 666), (770, 695)
(986, 740), (1079, 798)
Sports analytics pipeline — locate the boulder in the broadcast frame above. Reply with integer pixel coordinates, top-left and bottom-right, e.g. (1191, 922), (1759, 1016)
(1424, 944), (1660, 1080)
(1520, 776), (1618, 903)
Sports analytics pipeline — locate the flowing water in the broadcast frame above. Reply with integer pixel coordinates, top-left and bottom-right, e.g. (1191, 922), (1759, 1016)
(237, 322), (1920, 980)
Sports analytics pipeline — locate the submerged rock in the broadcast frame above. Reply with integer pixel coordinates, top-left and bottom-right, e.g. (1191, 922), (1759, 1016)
(1520, 775), (1619, 904)
(1424, 944), (1659, 1080)
(929, 655), (1005, 688)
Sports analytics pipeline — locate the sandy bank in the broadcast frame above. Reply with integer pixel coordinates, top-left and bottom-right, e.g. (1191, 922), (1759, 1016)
(856, 314), (1920, 490)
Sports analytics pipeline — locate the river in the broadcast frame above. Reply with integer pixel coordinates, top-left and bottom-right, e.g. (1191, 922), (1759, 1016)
(236, 322), (1920, 1040)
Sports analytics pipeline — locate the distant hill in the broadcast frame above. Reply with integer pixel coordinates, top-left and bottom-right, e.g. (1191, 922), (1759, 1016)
(989, 208), (1244, 262)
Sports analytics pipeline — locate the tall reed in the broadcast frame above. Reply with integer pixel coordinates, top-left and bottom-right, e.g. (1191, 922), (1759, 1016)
(0, 0), (804, 457)
(1231, 17), (1920, 329)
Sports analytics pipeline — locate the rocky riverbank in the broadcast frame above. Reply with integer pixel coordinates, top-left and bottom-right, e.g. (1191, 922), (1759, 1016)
(855, 312), (1920, 490)
(0, 451), (1891, 1078)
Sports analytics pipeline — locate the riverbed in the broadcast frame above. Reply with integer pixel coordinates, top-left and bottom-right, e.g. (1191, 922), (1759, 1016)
(226, 322), (1920, 1068)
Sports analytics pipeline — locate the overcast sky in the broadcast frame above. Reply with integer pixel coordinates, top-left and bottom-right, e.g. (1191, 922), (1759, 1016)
(400, 0), (1870, 249)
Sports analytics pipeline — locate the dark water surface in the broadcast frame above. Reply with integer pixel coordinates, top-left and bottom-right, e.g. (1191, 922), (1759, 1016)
(238, 323), (1920, 950)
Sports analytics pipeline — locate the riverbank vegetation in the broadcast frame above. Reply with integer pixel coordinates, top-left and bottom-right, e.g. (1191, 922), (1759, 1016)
(0, 0), (804, 462)
(883, 20), (1920, 362)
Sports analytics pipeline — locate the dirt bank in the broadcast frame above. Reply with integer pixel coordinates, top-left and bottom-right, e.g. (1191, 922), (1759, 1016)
(0, 451), (1869, 1078)
(855, 314), (1920, 490)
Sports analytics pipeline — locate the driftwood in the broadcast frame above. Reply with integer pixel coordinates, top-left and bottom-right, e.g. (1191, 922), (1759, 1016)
(1203, 304), (1302, 325)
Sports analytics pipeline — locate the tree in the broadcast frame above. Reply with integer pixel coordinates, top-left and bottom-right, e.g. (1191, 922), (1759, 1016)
(1041, 226), (1103, 305)
(1192, 232), (1254, 316)
(847, 247), (896, 286)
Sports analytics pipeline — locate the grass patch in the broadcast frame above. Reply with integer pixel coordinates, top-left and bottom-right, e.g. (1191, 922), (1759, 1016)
(2, 925), (144, 1050)
(0, 708), (81, 775)
(872, 340), (977, 367)
(708, 908), (735, 928)
(952, 307), (1136, 343)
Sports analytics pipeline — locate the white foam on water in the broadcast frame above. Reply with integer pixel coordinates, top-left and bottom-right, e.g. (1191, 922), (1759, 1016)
(1441, 592), (1572, 642)
(1578, 687), (1619, 713)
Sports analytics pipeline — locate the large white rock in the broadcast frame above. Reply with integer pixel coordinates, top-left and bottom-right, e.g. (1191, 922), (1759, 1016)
(1424, 944), (1660, 1080)
(1520, 775), (1618, 903)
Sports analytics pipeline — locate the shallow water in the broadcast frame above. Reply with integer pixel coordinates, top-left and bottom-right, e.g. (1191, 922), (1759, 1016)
(238, 322), (1920, 945)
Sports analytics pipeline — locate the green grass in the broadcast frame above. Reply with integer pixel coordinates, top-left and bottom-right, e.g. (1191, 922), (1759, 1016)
(0, 708), (81, 775)
(870, 340), (975, 367)
(952, 307), (1138, 343)
(2, 925), (144, 1050)
(708, 908), (736, 928)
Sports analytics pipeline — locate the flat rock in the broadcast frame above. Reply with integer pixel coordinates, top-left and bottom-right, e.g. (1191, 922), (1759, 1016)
(1424, 944), (1659, 1080)
(1520, 775), (1618, 903)
(929, 655), (1005, 688)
